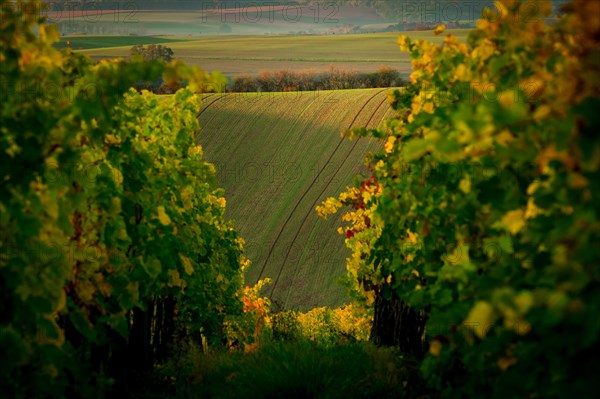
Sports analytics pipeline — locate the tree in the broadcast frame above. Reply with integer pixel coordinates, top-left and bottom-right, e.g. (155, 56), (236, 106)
(319, 0), (600, 396)
(129, 43), (174, 62)
(1, 1), (242, 397)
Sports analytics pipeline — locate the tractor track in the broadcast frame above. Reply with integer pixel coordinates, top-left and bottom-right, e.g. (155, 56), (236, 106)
(271, 91), (390, 299)
(196, 94), (226, 119)
(255, 88), (388, 288)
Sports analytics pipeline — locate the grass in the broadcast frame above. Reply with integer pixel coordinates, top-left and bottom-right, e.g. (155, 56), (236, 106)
(157, 340), (419, 399)
(196, 88), (395, 309)
(66, 30), (470, 76)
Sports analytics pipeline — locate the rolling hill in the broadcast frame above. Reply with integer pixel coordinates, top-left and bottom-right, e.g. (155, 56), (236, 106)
(67, 30), (470, 76)
(196, 88), (396, 310)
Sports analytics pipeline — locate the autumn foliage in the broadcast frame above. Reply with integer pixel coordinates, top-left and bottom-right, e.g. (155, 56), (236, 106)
(0, 1), (244, 396)
(319, 0), (600, 396)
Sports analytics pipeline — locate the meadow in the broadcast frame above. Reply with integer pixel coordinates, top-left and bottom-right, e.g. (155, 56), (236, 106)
(61, 30), (471, 76)
(196, 88), (395, 309)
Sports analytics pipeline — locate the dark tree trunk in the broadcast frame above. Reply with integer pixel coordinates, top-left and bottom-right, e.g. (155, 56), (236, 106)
(370, 290), (428, 358)
(155, 297), (164, 361)
(162, 296), (176, 358)
(107, 329), (130, 393)
(127, 304), (153, 390)
(154, 296), (176, 362)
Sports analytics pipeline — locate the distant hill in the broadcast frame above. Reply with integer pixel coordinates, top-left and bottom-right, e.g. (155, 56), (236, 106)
(196, 88), (395, 309)
(44, 1), (387, 36)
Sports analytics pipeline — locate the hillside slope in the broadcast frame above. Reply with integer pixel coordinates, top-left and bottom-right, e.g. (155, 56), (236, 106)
(196, 88), (395, 309)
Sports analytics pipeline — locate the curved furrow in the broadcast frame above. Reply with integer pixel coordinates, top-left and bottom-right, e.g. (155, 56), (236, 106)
(195, 94), (230, 149)
(254, 91), (345, 281)
(196, 94), (223, 118)
(278, 93), (392, 305)
(256, 89), (386, 282)
(262, 88), (389, 294)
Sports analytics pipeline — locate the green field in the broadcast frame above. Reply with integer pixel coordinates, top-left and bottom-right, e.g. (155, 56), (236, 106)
(196, 88), (395, 309)
(65, 30), (470, 76)
(53, 35), (196, 50)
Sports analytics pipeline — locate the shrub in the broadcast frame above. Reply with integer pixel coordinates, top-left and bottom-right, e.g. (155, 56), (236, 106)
(130, 43), (175, 62)
(319, 1), (600, 397)
(226, 66), (405, 93)
(269, 305), (371, 346)
(0, 2), (240, 396)
(231, 73), (258, 92)
(270, 310), (303, 342)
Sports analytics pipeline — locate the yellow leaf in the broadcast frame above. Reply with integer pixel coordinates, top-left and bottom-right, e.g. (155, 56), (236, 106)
(181, 186), (194, 210)
(406, 229), (418, 244)
(365, 290), (375, 306)
(527, 180), (542, 195)
(493, 1), (508, 20)
(397, 35), (410, 51)
(498, 90), (515, 109)
(516, 320), (532, 336)
(168, 269), (184, 288)
(495, 129), (514, 146)
(112, 168), (124, 185)
(465, 301), (495, 339)
(459, 178), (471, 194)
(476, 18), (490, 31)
(429, 340), (442, 356)
(39, 192), (58, 220)
(497, 355), (517, 371)
(409, 70), (423, 85)
(500, 209), (525, 235)
(423, 102), (435, 114)
(105, 134), (121, 145)
(180, 253), (194, 276)
(533, 104), (551, 122)
(157, 206), (171, 226)
(53, 290), (67, 314)
(519, 77), (545, 101)
(411, 95), (423, 115)
(384, 136), (397, 154)
(434, 24), (446, 36)
(514, 291), (534, 314)
(111, 197), (121, 215)
(363, 191), (372, 204)
(453, 64), (471, 82)
(524, 198), (543, 220)
(473, 38), (496, 61)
